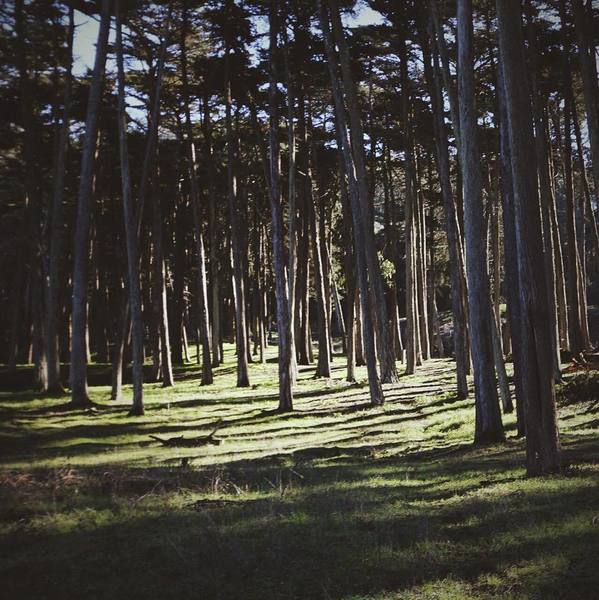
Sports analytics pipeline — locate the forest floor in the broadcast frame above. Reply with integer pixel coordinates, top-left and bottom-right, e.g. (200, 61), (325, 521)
(0, 345), (598, 600)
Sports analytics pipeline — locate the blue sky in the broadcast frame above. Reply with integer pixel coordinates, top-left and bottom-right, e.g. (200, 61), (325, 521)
(72, 2), (385, 75)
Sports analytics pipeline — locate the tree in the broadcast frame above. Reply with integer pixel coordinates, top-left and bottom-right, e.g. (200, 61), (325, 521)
(70, 0), (111, 407)
(115, 0), (144, 415)
(456, 0), (503, 443)
(497, 0), (561, 475)
(268, 0), (293, 411)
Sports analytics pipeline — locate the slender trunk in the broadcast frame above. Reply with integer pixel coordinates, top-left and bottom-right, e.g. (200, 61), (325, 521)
(329, 0), (397, 384)
(319, 0), (383, 404)
(311, 183), (331, 377)
(45, 7), (74, 395)
(425, 24), (469, 397)
(70, 0), (111, 407)
(181, 5), (213, 385)
(268, 0), (293, 410)
(152, 182), (174, 387)
(224, 16), (250, 387)
(203, 98), (222, 367)
(116, 2), (144, 415)
(282, 20), (298, 383)
(572, 0), (599, 200)
(457, 0), (503, 443)
(525, 2), (562, 378)
(401, 32), (422, 376)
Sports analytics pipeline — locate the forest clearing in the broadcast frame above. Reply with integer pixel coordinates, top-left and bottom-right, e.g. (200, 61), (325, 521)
(1, 346), (599, 599)
(2, 0), (599, 597)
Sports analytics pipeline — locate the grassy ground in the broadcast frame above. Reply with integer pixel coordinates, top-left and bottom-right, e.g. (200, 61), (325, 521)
(1, 345), (598, 600)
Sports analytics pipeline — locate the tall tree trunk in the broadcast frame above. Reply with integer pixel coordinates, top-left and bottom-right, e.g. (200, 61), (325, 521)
(116, 1), (144, 415)
(524, 1), (562, 379)
(70, 0), (111, 407)
(572, 0), (599, 200)
(45, 7), (74, 395)
(457, 0), (503, 443)
(181, 4), (213, 385)
(319, 0), (383, 405)
(282, 18), (298, 383)
(268, 0), (293, 410)
(400, 31), (422, 376)
(296, 77), (313, 366)
(424, 25), (469, 396)
(328, 0), (398, 384)
(202, 97), (222, 367)
(497, 0), (561, 475)
(224, 12), (250, 387)
(152, 181), (174, 387)
(311, 181), (331, 377)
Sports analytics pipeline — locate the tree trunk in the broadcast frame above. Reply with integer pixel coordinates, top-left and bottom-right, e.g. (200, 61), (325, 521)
(268, 0), (293, 411)
(116, 1), (144, 415)
(497, 0), (561, 475)
(45, 7), (74, 395)
(224, 12), (250, 387)
(319, 0), (383, 405)
(151, 181), (174, 387)
(424, 28), (469, 397)
(328, 0), (397, 384)
(524, 1), (562, 379)
(181, 5), (213, 385)
(203, 98), (222, 367)
(457, 0), (503, 443)
(572, 0), (599, 201)
(400, 32), (422, 376)
(70, 0), (111, 407)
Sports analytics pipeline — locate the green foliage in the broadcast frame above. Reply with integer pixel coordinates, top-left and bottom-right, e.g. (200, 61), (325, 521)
(378, 251), (396, 286)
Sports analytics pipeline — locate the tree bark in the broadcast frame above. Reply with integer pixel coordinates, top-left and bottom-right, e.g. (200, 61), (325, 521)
(328, 0), (398, 384)
(268, 0), (293, 411)
(70, 0), (111, 407)
(116, 1), (144, 415)
(45, 7), (74, 395)
(497, 0), (561, 474)
(319, 0), (383, 405)
(457, 0), (503, 443)
(181, 4), (213, 385)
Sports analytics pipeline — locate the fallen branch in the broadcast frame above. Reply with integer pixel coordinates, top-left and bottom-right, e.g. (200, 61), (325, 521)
(149, 420), (223, 448)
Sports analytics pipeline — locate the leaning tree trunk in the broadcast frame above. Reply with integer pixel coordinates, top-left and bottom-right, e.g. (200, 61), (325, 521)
(423, 23), (468, 397)
(497, 0), (561, 475)
(268, 0), (293, 411)
(116, 1), (144, 415)
(70, 0), (111, 407)
(319, 0), (383, 405)
(328, 0), (398, 384)
(457, 0), (503, 443)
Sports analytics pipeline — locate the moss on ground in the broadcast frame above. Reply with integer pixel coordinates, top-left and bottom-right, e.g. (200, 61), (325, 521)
(0, 345), (598, 599)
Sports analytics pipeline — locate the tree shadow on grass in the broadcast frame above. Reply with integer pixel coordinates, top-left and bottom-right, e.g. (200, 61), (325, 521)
(2, 438), (598, 600)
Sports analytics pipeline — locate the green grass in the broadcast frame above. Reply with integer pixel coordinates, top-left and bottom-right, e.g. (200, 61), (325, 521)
(0, 345), (598, 599)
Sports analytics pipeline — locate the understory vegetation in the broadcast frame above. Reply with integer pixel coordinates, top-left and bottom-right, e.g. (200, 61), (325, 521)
(1, 346), (598, 600)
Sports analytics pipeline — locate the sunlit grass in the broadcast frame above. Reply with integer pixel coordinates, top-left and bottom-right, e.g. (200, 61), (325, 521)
(0, 344), (598, 599)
